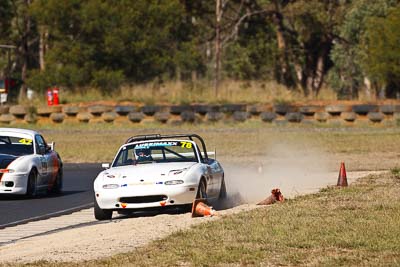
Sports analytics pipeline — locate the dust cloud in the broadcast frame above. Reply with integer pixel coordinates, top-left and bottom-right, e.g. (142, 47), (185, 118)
(220, 142), (333, 208)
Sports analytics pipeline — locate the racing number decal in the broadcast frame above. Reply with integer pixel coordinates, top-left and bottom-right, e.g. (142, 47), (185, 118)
(19, 138), (33, 145)
(180, 141), (192, 148)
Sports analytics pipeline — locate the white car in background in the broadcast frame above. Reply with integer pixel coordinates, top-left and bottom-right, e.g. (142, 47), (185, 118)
(0, 128), (63, 196)
(93, 134), (226, 220)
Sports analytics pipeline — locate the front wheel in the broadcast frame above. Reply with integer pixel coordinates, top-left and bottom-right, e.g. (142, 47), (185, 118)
(94, 197), (113, 220)
(196, 179), (207, 199)
(26, 169), (38, 197)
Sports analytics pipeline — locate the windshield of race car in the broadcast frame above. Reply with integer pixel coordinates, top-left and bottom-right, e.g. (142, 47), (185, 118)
(0, 135), (34, 156)
(113, 140), (199, 167)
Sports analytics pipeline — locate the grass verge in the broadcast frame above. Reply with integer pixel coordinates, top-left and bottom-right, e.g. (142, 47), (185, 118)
(9, 121), (400, 171)
(17, 171), (400, 266)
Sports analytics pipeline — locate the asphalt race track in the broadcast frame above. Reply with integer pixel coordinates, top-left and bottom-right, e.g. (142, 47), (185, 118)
(0, 163), (102, 228)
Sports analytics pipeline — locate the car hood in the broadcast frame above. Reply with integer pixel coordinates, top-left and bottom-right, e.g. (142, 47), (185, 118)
(0, 154), (18, 169)
(101, 162), (197, 182)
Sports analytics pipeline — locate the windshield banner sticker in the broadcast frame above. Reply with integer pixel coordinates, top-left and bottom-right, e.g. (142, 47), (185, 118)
(136, 141), (178, 148)
(18, 138), (33, 145)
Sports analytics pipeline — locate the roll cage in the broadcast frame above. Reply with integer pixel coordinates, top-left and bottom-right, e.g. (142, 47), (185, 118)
(125, 134), (209, 162)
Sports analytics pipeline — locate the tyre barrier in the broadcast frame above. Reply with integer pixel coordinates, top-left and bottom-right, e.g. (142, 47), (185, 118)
(232, 111), (249, 122)
(368, 112), (384, 123)
(77, 112), (92, 123)
(193, 104), (209, 115)
(24, 113), (37, 124)
(50, 113), (65, 123)
(154, 112), (170, 123)
(62, 106), (80, 117)
(299, 105), (322, 116)
(273, 104), (297, 115)
(102, 112), (117, 123)
(1, 103), (400, 125)
(0, 105), (10, 114)
(260, 112), (277, 122)
(0, 113), (14, 124)
(115, 105), (136, 116)
(88, 105), (111, 116)
(206, 111), (224, 122)
(352, 104), (379, 115)
(170, 105), (192, 115)
(285, 112), (303, 123)
(325, 104), (352, 116)
(128, 112), (145, 123)
(37, 106), (55, 117)
(314, 112), (330, 122)
(341, 112), (357, 122)
(247, 104), (265, 115)
(9, 105), (27, 119)
(141, 105), (162, 116)
(180, 110), (196, 123)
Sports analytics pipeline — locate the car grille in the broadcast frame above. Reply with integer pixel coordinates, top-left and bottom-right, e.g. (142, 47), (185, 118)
(119, 195), (168, 204)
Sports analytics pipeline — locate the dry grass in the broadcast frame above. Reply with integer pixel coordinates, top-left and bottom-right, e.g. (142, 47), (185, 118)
(16, 172), (400, 267)
(13, 122), (400, 172)
(3, 123), (400, 266)
(27, 80), (341, 105)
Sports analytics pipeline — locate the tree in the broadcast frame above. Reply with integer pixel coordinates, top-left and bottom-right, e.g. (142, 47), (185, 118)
(328, 0), (399, 99)
(362, 5), (400, 98)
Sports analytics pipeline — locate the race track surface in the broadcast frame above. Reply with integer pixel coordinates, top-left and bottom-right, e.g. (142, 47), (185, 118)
(0, 163), (102, 228)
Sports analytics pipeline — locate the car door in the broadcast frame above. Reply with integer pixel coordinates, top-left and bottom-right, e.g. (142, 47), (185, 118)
(35, 135), (51, 189)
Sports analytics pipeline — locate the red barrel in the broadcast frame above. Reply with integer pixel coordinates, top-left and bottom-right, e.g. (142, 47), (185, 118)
(47, 89), (53, 106)
(52, 87), (59, 105)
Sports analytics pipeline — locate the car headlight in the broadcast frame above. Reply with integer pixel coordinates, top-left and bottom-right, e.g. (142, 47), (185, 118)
(0, 169), (14, 173)
(165, 180), (184, 185)
(102, 184), (119, 189)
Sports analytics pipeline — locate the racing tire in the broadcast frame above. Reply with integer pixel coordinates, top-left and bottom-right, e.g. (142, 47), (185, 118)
(51, 168), (63, 194)
(196, 179), (208, 199)
(218, 177), (227, 200)
(94, 197), (113, 220)
(26, 169), (38, 197)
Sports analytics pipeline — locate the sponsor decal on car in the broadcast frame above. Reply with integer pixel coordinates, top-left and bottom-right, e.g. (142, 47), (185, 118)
(136, 141), (178, 148)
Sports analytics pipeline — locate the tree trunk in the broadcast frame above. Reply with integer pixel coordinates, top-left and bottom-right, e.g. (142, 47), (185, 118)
(311, 53), (325, 98)
(39, 26), (48, 71)
(18, 0), (32, 102)
(214, 0), (221, 98)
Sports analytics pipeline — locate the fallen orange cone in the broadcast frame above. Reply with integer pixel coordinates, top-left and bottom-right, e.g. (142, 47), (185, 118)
(257, 188), (284, 205)
(337, 162), (348, 187)
(191, 198), (216, 217)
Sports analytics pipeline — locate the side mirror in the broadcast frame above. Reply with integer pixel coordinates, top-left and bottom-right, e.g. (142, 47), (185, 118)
(102, 163), (110, 169)
(49, 142), (55, 151)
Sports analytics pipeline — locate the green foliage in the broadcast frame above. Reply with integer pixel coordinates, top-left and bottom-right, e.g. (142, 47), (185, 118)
(91, 69), (125, 94)
(1, 0), (400, 100)
(362, 5), (400, 97)
(328, 0), (399, 99)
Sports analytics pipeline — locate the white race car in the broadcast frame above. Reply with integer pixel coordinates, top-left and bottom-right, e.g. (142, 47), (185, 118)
(0, 128), (63, 196)
(94, 134), (226, 220)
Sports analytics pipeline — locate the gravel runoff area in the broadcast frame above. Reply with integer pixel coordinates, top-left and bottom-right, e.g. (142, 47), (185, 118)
(0, 169), (385, 264)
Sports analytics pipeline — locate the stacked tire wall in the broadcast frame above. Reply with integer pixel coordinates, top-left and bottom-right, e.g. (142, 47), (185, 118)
(0, 103), (399, 126)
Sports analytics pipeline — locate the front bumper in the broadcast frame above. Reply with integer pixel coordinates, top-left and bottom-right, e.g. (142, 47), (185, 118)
(0, 172), (29, 195)
(95, 183), (198, 210)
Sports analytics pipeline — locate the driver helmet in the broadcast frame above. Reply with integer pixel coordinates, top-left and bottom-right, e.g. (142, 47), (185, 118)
(135, 148), (151, 158)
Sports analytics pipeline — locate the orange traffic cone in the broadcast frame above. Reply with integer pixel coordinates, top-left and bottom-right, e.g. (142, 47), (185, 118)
(337, 162), (348, 187)
(191, 199), (216, 217)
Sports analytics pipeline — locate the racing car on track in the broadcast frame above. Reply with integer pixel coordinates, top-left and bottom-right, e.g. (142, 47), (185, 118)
(93, 134), (226, 220)
(0, 128), (63, 196)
